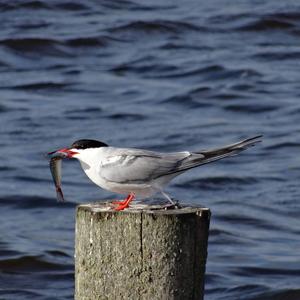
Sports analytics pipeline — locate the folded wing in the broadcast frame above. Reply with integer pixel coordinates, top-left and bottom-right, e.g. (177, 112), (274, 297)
(99, 149), (192, 184)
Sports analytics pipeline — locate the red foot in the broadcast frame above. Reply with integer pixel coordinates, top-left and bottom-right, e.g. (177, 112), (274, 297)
(114, 193), (135, 211)
(112, 199), (128, 205)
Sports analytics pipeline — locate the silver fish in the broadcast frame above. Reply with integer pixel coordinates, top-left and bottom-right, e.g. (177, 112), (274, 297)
(49, 155), (65, 202)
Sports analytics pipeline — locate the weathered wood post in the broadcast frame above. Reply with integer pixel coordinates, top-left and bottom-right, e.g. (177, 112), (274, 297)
(75, 202), (210, 300)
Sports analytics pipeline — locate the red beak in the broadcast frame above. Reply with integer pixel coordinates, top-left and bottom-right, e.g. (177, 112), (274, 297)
(48, 148), (78, 159)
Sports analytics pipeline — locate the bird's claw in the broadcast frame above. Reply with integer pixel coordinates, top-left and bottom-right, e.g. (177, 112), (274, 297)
(162, 200), (181, 210)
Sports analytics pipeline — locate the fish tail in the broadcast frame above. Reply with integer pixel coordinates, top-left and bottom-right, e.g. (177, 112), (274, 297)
(56, 186), (65, 202)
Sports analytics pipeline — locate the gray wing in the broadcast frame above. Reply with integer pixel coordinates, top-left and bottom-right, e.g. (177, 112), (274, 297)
(99, 148), (194, 184)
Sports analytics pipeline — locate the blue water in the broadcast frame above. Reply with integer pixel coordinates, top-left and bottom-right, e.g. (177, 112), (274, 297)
(0, 1), (300, 299)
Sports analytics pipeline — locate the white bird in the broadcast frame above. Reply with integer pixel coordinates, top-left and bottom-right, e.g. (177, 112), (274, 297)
(48, 135), (262, 210)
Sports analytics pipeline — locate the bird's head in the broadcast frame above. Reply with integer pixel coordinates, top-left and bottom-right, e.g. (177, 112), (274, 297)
(48, 139), (108, 159)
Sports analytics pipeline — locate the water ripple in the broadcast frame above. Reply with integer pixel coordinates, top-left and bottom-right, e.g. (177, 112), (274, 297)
(0, 255), (72, 273)
(239, 18), (295, 31)
(109, 20), (200, 35)
(0, 196), (76, 209)
(175, 176), (259, 190)
(0, 38), (69, 57)
(106, 112), (146, 121)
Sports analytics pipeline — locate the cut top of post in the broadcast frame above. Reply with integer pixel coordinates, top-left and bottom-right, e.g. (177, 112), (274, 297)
(78, 201), (211, 218)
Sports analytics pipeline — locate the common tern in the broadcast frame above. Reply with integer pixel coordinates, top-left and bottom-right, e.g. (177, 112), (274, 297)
(48, 135), (262, 210)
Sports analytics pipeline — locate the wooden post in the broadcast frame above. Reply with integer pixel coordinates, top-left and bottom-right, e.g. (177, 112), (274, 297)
(75, 202), (210, 300)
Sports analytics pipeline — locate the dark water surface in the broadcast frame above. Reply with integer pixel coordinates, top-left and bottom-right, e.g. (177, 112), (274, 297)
(1, 1), (300, 299)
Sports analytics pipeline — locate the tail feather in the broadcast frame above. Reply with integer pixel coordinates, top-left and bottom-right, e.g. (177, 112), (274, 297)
(197, 135), (262, 162)
(174, 135), (262, 173)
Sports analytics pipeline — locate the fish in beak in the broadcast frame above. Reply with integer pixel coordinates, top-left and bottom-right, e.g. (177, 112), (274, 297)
(47, 148), (79, 201)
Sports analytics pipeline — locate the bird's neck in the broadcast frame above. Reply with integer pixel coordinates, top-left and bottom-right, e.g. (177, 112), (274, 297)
(75, 148), (102, 169)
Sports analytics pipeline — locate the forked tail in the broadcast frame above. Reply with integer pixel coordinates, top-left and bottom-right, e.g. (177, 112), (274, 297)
(172, 135), (262, 173)
(196, 135), (262, 165)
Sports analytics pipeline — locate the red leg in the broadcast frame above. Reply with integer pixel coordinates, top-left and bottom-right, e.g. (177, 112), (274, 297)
(112, 194), (131, 205)
(114, 193), (135, 211)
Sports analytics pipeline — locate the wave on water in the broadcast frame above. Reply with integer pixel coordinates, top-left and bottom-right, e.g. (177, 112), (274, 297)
(0, 255), (72, 273)
(175, 176), (259, 190)
(109, 20), (200, 35)
(239, 18), (295, 31)
(106, 112), (146, 121)
(250, 289), (300, 300)
(0, 1), (90, 11)
(12, 82), (70, 91)
(0, 196), (76, 209)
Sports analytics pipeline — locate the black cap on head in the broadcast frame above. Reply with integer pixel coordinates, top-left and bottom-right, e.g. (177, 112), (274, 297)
(71, 139), (108, 150)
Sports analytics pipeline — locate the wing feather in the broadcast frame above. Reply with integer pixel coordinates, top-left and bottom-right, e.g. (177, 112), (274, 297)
(99, 148), (191, 184)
